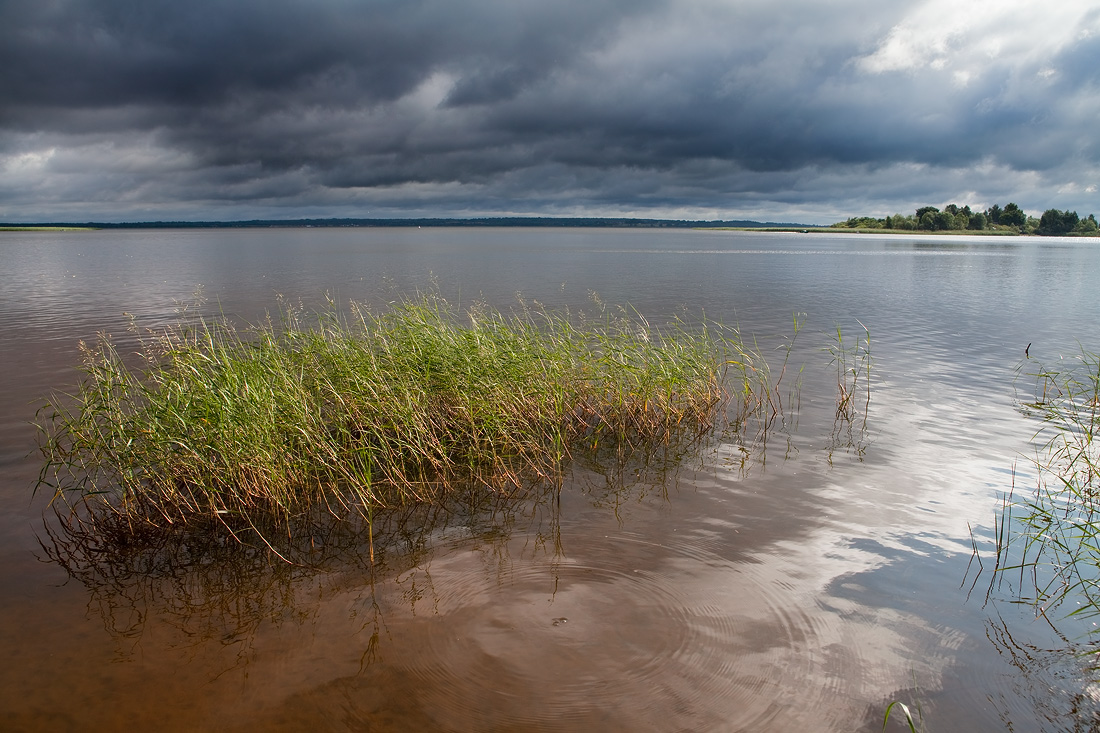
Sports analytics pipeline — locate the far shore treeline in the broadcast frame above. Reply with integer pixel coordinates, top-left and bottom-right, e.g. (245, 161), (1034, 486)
(0, 216), (803, 231)
(834, 203), (1100, 236)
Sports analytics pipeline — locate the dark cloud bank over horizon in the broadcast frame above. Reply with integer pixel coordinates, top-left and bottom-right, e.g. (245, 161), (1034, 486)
(1, 0), (1098, 224)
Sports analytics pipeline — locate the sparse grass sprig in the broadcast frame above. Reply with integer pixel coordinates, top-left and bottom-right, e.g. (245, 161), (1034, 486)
(37, 293), (733, 549)
(719, 313), (805, 466)
(882, 700), (921, 732)
(826, 321), (873, 460)
(724, 313), (804, 422)
(827, 320), (872, 426)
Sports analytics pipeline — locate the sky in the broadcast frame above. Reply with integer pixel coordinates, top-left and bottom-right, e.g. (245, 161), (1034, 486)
(1, 0), (1098, 225)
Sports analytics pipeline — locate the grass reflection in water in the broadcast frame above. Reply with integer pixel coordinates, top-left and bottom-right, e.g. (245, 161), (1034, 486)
(36, 441), (692, 669)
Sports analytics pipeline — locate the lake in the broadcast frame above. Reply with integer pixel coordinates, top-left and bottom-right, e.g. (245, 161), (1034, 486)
(2, 227), (1098, 731)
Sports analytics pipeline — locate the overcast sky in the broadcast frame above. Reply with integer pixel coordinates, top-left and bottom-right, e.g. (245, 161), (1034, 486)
(1, 0), (1097, 224)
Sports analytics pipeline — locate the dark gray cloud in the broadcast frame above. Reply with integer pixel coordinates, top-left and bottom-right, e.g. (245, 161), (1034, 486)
(1, 0), (1097, 223)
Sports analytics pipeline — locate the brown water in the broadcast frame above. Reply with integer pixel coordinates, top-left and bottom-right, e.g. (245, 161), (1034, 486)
(2, 228), (1099, 731)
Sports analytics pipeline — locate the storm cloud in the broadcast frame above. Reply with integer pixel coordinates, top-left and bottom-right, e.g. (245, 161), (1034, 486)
(1, 0), (1097, 223)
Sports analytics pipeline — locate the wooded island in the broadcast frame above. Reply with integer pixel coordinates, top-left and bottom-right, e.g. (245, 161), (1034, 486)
(833, 203), (1099, 236)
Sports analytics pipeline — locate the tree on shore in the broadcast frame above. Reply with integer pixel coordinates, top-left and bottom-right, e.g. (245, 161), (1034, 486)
(1038, 209), (1079, 235)
(1038, 210), (1099, 235)
(1000, 203), (1026, 228)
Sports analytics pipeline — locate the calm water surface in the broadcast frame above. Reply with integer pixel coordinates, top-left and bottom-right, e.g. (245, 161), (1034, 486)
(2, 228), (1099, 731)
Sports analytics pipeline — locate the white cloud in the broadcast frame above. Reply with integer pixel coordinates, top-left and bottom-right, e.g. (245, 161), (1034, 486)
(2, 147), (56, 175)
(405, 70), (457, 111)
(856, 0), (1098, 76)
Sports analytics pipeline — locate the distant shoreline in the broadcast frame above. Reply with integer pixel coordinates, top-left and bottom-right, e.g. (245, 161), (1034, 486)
(700, 226), (1022, 235)
(0, 217), (811, 231)
(0, 226), (98, 232)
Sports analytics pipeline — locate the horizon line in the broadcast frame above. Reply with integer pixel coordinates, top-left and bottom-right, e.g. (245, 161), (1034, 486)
(0, 215), (817, 230)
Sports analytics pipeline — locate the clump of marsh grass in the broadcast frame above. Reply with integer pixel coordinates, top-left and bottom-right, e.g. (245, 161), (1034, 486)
(36, 293), (734, 553)
(999, 348), (1100, 633)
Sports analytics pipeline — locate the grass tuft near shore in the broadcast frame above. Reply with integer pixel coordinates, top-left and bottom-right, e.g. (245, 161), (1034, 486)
(37, 293), (741, 547)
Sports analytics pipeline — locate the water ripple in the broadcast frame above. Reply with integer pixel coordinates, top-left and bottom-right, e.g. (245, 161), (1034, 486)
(380, 530), (868, 731)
